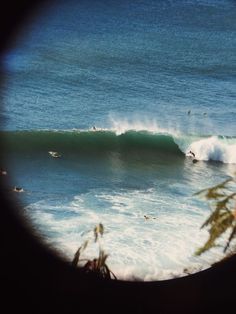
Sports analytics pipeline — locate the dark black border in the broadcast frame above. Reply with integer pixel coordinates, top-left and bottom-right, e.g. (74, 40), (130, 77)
(0, 1), (235, 313)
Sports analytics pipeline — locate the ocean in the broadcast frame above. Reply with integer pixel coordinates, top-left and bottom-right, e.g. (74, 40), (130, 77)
(1, 0), (236, 280)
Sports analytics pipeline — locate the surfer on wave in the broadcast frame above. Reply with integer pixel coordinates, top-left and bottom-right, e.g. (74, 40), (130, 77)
(186, 150), (198, 163)
(188, 151), (195, 158)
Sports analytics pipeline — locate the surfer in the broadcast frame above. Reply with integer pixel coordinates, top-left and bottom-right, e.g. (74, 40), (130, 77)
(144, 215), (156, 220)
(13, 186), (24, 192)
(188, 110), (191, 115)
(92, 126), (96, 131)
(188, 151), (195, 158)
(48, 151), (61, 158)
(187, 150), (199, 163)
(0, 168), (7, 175)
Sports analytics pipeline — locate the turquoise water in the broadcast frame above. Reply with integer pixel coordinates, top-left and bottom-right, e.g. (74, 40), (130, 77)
(1, 0), (236, 280)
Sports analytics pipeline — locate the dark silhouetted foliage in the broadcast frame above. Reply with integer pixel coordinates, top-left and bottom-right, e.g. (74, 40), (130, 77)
(195, 177), (236, 256)
(72, 223), (117, 280)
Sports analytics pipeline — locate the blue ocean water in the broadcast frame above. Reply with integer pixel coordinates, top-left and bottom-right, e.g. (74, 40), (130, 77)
(1, 0), (236, 280)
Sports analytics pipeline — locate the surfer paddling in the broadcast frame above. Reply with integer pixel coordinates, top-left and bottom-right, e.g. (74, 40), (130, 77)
(144, 215), (156, 220)
(13, 186), (24, 193)
(48, 151), (61, 158)
(0, 168), (7, 176)
(92, 125), (103, 131)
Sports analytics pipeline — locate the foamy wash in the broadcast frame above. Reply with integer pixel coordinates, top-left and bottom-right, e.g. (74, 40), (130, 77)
(1, 0), (236, 280)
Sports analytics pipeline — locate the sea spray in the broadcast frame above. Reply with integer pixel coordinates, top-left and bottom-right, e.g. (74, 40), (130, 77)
(108, 115), (181, 136)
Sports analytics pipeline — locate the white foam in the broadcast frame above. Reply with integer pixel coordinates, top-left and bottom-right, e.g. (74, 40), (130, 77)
(25, 187), (227, 281)
(186, 136), (236, 164)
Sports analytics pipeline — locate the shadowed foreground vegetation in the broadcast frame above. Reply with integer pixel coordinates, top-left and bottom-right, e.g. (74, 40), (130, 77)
(72, 223), (117, 279)
(195, 176), (236, 256)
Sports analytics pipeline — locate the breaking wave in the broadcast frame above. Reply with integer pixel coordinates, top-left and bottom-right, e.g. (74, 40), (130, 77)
(2, 129), (236, 164)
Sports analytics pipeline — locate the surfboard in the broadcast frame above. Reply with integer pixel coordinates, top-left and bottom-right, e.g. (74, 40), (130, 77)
(48, 151), (61, 158)
(186, 152), (193, 157)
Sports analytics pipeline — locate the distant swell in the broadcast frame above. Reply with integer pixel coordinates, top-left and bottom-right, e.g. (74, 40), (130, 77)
(2, 130), (236, 164)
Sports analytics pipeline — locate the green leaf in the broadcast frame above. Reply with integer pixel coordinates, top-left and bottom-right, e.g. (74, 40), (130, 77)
(72, 247), (81, 267)
(224, 225), (236, 253)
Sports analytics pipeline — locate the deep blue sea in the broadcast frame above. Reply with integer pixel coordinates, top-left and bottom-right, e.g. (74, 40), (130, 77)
(1, 0), (236, 280)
